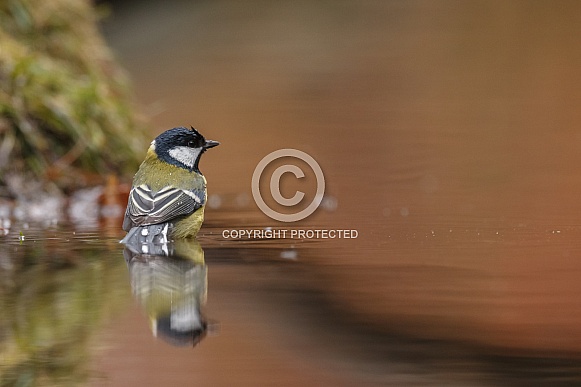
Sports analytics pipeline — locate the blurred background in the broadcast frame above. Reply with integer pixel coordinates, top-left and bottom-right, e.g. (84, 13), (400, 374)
(2, 0), (581, 385)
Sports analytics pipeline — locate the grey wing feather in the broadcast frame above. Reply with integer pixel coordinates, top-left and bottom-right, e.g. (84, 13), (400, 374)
(123, 184), (205, 231)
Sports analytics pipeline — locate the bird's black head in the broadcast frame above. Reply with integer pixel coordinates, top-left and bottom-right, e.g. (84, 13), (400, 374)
(153, 126), (219, 172)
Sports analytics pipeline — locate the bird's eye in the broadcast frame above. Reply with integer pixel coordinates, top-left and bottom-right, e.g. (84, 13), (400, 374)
(187, 140), (195, 147)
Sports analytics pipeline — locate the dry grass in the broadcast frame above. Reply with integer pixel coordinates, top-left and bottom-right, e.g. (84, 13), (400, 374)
(0, 0), (148, 197)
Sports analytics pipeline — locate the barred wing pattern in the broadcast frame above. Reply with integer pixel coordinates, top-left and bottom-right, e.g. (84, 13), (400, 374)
(122, 184), (205, 231)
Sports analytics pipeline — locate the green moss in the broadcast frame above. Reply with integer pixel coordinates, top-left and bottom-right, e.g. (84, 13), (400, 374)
(0, 0), (148, 195)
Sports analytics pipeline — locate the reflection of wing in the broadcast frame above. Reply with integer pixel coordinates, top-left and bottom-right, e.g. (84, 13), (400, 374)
(123, 184), (204, 231)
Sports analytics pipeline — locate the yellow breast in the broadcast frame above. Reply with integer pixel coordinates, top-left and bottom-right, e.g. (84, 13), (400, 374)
(172, 207), (206, 238)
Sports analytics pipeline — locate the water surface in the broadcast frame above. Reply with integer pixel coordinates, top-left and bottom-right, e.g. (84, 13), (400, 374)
(3, 1), (581, 386)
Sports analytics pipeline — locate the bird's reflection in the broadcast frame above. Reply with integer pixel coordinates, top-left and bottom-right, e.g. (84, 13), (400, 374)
(122, 237), (211, 347)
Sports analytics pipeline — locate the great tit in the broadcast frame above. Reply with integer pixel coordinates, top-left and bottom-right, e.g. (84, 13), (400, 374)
(121, 126), (218, 243)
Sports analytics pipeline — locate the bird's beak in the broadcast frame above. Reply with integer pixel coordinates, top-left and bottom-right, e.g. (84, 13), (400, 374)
(203, 140), (220, 149)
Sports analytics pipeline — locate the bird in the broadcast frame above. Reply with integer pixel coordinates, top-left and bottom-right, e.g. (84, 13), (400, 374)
(120, 126), (218, 244)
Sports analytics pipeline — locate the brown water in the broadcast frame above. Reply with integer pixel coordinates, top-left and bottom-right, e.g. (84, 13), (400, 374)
(2, 1), (581, 386)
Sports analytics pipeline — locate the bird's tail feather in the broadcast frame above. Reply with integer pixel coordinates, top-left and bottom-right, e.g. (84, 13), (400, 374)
(120, 222), (175, 247)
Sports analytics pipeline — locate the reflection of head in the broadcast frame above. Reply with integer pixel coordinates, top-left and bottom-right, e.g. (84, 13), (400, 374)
(153, 301), (207, 347)
(155, 315), (208, 347)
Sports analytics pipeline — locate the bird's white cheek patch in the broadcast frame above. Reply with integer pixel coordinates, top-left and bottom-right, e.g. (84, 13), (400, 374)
(168, 146), (201, 168)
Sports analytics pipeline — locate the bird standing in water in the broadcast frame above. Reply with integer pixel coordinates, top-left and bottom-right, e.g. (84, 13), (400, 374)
(121, 126), (219, 244)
